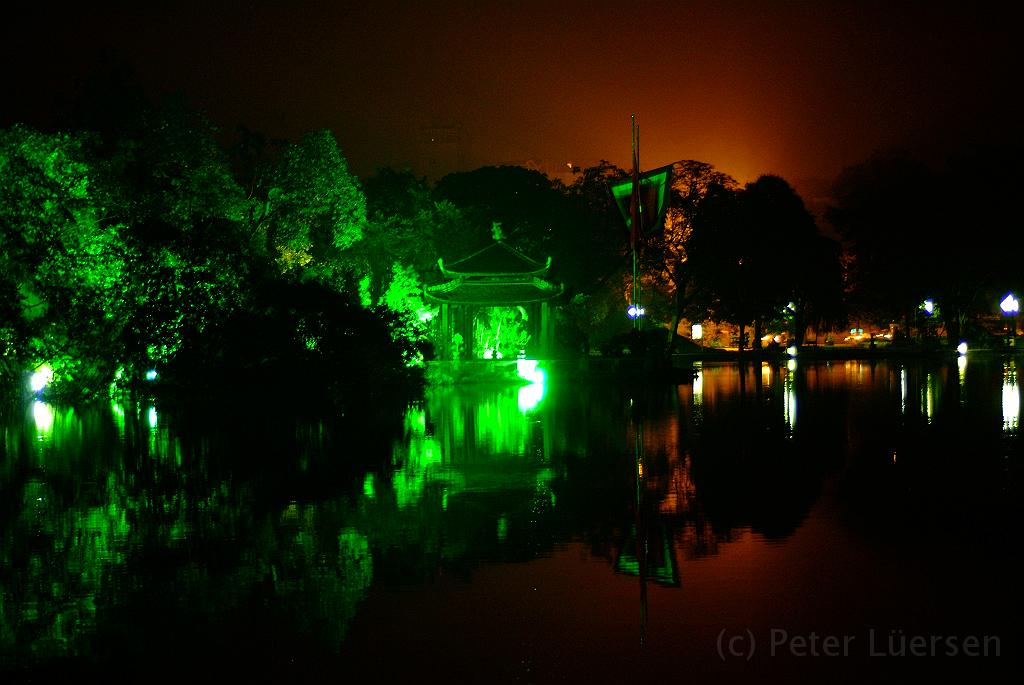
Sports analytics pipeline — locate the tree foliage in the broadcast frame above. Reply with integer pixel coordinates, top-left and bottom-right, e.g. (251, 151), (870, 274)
(252, 129), (366, 282)
(687, 175), (843, 348)
(1, 107), (419, 404)
(827, 145), (1022, 344)
(0, 125), (128, 395)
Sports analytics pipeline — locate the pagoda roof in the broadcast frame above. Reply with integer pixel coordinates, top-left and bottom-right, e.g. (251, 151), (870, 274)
(425, 277), (562, 305)
(440, 240), (550, 277)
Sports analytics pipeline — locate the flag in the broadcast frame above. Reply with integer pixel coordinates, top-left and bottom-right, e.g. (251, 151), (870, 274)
(610, 164), (673, 247)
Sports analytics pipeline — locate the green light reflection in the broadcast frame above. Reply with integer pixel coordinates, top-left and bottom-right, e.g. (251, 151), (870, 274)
(517, 380), (546, 412)
(32, 400), (54, 436)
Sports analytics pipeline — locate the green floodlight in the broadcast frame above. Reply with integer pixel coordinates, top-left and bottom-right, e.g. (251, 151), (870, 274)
(516, 359), (545, 384)
(30, 364), (53, 394)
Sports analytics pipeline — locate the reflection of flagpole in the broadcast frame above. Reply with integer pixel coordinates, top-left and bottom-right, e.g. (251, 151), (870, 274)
(633, 400), (648, 646)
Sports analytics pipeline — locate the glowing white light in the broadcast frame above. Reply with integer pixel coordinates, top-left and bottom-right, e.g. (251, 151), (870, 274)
(924, 372), (935, 422)
(692, 362), (704, 407)
(957, 341), (968, 355)
(1000, 293), (1019, 314)
(784, 372), (797, 432)
(147, 406), (158, 428)
(1003, 366), (1019, 432)
(787, 345), (798, 357)
(33, 400), (54, 433)
(627, 305), (645, 319)
(145, 369), (158, 381)
(516, 359), (545, 384)
(900, 368), (908, 414)
(691, 324), (703, 340)
(30, 364), (53, 393)
(923, 299), (935, 315)
(787, 359), (797, 372)
(517, 380), (546, 412)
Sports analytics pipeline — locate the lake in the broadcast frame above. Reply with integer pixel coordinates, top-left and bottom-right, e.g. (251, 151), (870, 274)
(1, 358), (1021, 682)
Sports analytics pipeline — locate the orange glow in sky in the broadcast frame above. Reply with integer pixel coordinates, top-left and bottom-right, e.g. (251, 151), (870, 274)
(3, 1), (1018, 204)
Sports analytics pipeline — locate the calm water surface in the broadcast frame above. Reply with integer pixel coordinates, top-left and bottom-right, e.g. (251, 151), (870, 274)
(1, 359), (1021, 682)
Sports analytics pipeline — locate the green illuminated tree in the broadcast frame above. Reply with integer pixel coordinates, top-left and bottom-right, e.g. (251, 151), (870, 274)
(99, 100), (251, 378)
(0, 125), (129, 396)
(360, 167), (466, 300)
(250, 129), (366, 284)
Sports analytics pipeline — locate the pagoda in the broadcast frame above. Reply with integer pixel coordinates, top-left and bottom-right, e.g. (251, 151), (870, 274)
(425, 226), (561, 360)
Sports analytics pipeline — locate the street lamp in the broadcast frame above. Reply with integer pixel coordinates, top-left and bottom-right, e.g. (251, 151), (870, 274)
(1001, 293), (1019, 346)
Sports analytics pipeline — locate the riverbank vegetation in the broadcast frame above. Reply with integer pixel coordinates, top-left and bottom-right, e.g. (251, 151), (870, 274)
(3, 85), (1022, 403)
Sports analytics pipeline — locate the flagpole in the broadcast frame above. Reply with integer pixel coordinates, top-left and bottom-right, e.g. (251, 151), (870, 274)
(630, 115), (641, 331)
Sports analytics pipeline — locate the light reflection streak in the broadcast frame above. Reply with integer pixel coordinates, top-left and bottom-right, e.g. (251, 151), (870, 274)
(1003, 362), (1019, 433)
(958, 355), (967, 398)
(33, 400), (54, 437)
(783, 362), (796, 434)
(923, 372), (935, 423)
(692, 361), (703, 409)
(517, 380), (545, 413)
(900, 368), (908, 414)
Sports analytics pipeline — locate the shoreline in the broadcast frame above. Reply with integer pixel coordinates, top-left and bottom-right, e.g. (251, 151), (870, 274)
(425, 346), (1023, 386)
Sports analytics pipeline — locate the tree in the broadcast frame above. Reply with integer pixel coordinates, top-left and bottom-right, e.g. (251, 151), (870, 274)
(827, 145), (1024, 346)
(250, 129), (366, 284)
(686, 182), (756, 347)
(742, 175), (841, 347)
(434, 165), (563, 242)
(551, 161), (632, 354)
(686, 175), (841, 350)
(100, 99), (252, 378)
(0, 125), (129, 397)
(826, 151), (935, 335)
(641, 160), (738, 353)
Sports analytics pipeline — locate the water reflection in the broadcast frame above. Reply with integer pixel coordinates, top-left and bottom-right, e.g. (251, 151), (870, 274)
(784, 361), (797, 434)
(1, 359), (1021, 678)
(1004, 361), (1019, 433)
(32, 400), (53, 436)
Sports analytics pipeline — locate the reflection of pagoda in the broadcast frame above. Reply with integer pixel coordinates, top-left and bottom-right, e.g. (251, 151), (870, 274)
(425, 225), (561, 360)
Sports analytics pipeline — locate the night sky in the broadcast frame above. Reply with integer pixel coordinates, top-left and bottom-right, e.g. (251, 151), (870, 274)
(4, 1), (1019, 203)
